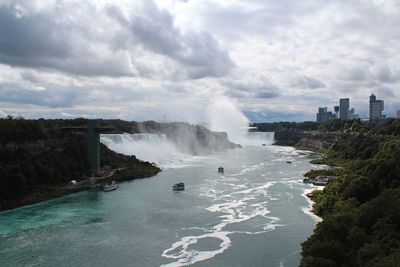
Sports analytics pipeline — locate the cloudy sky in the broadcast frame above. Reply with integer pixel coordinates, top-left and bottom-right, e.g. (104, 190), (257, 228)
(0, 0), (399, 122)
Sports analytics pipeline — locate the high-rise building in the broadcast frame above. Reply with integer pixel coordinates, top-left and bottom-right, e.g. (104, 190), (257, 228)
(317, 107), (327, 123)
(317, 107), (334, 123)
(396, 109), (400, 118)
(348, 108), (359, 120)
(369, 93), (385, 122)
(334, 106), (340, 118)
(339, 98), (350, 120)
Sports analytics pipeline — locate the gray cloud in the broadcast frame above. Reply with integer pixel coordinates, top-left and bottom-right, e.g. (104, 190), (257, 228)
(0, 83), (79, 108)
(106, 1), (235, 79)
(221, 75), (280, 99)
(291, 76), (326, 89)
(0, 4), (134, 77)
(0, 1), (234, 79)
(254, 90), (279, 99)
(0, 0), (400, 121)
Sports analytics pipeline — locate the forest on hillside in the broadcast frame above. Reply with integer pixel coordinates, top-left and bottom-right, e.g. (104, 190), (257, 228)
(300, 119), (400, 267)
(0, 117), (160, 210)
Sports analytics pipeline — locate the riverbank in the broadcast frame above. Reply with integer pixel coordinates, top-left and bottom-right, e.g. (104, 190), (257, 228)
(0, 126), (161, 212)
(0, 117), (241, 212)
(296, 122), (400, 266)
(0, 157), (161, 212)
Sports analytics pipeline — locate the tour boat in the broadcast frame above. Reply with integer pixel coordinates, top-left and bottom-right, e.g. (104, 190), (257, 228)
(218, 167), (224, 173)
(173, 182), (185, 191)
(103, 181), (119, 191)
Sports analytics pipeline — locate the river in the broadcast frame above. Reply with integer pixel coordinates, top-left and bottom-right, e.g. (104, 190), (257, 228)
(0, 133), (322, 267)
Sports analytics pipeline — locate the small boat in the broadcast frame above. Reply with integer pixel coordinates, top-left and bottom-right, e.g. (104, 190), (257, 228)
(303, 178), (311, 183)
(218, 167), (224, 173)
(173, 182), (185, 191)
(286, 161), (292, 164)
(262, 144), (266, 146)
(103, 180), (118, 191)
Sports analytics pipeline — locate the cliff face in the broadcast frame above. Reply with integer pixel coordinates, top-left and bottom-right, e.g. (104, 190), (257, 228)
(273, 130), (343, 152)
(274, 131), (307, 146)
(295, 133), (343, 151)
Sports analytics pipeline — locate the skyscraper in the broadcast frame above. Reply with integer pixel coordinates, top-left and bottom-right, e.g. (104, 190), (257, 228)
(317, 107), (327, 122)
(334, 106), (340, 118)
(339, 98), (349, 120)
(316, 107), (334, 123)
(397, 109), (400, 118)
(369, 93), (384, 122)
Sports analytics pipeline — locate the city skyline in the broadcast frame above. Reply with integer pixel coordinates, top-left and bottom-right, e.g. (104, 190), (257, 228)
(0, 1), (399, 123)
(316, 93), (393, 123)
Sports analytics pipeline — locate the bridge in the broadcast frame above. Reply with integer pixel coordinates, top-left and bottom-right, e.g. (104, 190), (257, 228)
(59, 119), (114, 173)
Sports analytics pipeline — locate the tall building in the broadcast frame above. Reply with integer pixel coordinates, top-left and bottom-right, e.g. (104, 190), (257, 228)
(317, 107), (327, 122)
(317, 107), (334, 123)
(334, 106), (340, 118)
(339, 98), (350, 120)
(396, 109), (400, 118)
(348, 108), (359, 120)
(369, 93), (385, 122)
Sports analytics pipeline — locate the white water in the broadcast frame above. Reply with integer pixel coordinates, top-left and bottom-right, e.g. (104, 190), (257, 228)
(100, 132), (275, 169)
(1, 134), (321, 267)
(244, 132), (275, 146)
(100, 133), (194, 168)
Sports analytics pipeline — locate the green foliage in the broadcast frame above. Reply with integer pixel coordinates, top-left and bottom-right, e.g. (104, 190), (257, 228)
(318, 118), (400, 137)
(301, 122), (400, 266)
(0, 117), (160, 210)
(251, 121), (319, 132)
(303, 168), (342, 179)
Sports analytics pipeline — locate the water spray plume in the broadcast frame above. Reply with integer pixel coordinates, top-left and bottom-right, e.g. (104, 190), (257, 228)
(207, 96), (250, 144)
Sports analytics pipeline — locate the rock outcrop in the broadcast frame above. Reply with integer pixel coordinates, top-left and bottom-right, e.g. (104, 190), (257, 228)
(274, 130), (343, 151)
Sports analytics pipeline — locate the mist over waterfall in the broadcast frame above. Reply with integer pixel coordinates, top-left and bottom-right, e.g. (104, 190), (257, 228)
(101, 133), (189, 168)
(245, 132), (275, 146)
(207, 97), (250, 144)
(100, 96), (275, 168)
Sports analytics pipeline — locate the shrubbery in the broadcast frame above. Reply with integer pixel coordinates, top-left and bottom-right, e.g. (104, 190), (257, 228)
(301, 120), (400, 266)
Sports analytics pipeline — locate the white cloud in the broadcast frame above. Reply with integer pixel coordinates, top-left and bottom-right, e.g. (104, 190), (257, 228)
(0, 0), (399, 121)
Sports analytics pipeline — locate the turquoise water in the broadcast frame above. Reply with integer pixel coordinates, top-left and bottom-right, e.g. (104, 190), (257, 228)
(0, 144), (322, 267)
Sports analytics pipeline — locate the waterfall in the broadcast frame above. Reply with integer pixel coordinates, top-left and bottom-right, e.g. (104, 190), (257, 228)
(100, 133), (188, 168)
(244, 132), (275, 146)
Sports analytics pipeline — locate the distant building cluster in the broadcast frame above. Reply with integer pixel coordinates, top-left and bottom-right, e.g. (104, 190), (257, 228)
(316, 98), (358, 123)
(369, 94), (385, 122)
(316, 93), (388, 123)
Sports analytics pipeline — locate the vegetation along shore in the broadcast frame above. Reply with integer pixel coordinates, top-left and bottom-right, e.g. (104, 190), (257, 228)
(256, 119), (400, 266)
(0, 117), (239, 211)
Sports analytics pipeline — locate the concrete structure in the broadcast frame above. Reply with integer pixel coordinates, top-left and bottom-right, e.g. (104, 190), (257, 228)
(334, 106), (340, 118)
(317, 107), (335, 123)
(87, 119), (101, 173)
(339, 98), (350, 120)
(369, 94), (385, 122)
(348, 108), (359, 120)
(397, 110), (400, 118)
(59, 119), (114, 173)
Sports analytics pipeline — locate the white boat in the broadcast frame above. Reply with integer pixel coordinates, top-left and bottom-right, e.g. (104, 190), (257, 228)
(103, 181), (119, 191)
(173, 182), (185, 191)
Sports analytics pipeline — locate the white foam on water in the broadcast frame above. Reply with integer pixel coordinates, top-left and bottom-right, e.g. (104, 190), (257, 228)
(161, 182), (281, 266)
(301, 188), (322, 223)
(284, 181), (323, 223)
